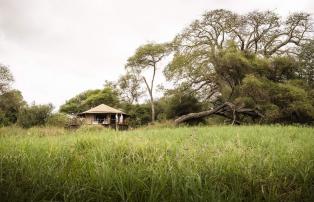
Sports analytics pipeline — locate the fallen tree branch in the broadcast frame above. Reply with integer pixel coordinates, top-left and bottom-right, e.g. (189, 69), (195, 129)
(174, 102), (263, 125)
(174, 103), (227, 124)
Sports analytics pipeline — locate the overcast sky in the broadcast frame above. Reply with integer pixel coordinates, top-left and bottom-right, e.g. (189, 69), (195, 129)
(0, 0), (313, 109)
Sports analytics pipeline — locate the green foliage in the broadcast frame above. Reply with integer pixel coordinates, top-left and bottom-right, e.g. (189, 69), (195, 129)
(0, 64), (14, 94)
(215, 45), (252, 86)
(17, 104), (53, 128)
(121, 102), (151, 127)
(165, 9), (313, 124)
(270, 82), (314, 123)
(117, 73), (144, 104)
(164, 50), (215, 99)
(158, 94), (203, 119)
(0, 126), (313, 201)
(126, 43), (170, 122)
(166, 41), (314, 124)
(60, 87), (120, 114)
(47, 113), (69, 127)
(126, 43), (168, 69)
(267, 56), (299, 82)
(240, 75), (314, 124)
(0, 66), (26, 126)
(299, 39), (314, 86)
(0, 90), (25, 126)
(240, 75), (269, 104)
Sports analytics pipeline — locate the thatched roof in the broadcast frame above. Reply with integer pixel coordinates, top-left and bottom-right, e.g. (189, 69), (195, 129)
(80, 104), (127, 115)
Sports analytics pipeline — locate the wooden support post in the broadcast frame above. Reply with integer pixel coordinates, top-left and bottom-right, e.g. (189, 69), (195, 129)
(115, 113), (118, 131)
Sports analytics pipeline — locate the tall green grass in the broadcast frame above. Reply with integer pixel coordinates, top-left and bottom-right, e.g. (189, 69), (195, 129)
(0, 125), (313, 201)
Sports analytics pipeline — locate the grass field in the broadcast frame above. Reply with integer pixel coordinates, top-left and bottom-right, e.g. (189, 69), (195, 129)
(0, 125), (313, 201)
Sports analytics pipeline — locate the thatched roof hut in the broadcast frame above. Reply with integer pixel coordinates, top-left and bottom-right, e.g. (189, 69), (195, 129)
(78, 104), (128, 130)
(80, 104), (127, 115)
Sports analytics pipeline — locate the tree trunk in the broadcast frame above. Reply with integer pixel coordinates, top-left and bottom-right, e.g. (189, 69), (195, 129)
(175, 103), (227, 124)
(151, 98), (155, 122)
(150, 64), (156, 123)
(175, 102), (263, 125)
(143, 78), (155, 123)
(143, 63), (157, 123)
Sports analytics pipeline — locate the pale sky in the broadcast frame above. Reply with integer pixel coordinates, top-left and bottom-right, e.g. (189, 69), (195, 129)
(0, 0), (313, 109)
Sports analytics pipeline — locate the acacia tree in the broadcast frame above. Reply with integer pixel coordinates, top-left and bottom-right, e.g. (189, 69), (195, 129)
(0, 64), (14, 94)
(175, 9), (312, 57)
(126, 43), (168, 122)
(117, 72), (144, 104)
(165, 9), (313, 124)
(299, 40), (314, 86)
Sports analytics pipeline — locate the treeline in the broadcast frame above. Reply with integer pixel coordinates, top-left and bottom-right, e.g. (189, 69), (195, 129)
(59, 84), (205, 126)
(0, 65), (57, 127)
(0, 63), (202, 128)
(1, 9), (314, 127)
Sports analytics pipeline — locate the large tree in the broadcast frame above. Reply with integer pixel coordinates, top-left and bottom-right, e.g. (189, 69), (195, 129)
(165, 9), (313, 124)
(126, 43), (168, 122)
(0, 90), (25, 126)
(172, 48), (314, 124)
(0, 65), (26, 126)
(0, 64), (14, 95)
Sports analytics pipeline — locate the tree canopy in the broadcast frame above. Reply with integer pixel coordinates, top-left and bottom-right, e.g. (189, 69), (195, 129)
(0, 66), (27, 126)
(173, 9), (312, 57)
(116, 73), (144, 104)
(165, 9), (313, 124)
(0, 90), (25, 126)
(298, 40), (314, 86)
(126, 43), (169, 122)
(59, 86), (120, 114)
(0, 64), (14, 95)
(17, 104), (54, 128)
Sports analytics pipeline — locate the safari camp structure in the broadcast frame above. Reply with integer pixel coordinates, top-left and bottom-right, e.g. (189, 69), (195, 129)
(78, 104), (129, 130)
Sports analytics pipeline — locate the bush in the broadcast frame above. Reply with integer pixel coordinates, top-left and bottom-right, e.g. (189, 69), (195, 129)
(121, 103), (151, 127)
(155, 94), (206, 125)
(17, 104), (53, 128)
(0, 90), (25, 126)
(47, 113), (69, 127)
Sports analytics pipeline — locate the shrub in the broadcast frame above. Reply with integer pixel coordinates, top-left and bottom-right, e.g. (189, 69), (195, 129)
(0, 90), (25, 126)
(47, 113), (69, 127)
(17, 104), (53, 128)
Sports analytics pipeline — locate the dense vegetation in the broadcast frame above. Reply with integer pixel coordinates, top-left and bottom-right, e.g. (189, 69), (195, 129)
(164, 9), (314, 124)
(59, 86), (120, 114)
(17, 104), (54, 128)
(0, 126), (313, 201)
